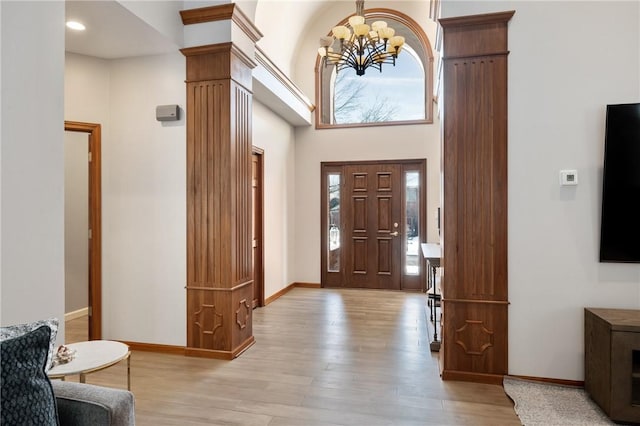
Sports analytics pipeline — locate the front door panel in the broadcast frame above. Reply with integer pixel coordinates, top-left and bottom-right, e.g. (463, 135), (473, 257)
(344, 164), (401, 289)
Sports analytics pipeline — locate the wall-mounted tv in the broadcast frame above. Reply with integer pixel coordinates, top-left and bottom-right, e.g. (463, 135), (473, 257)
(599, 103), (640, 263)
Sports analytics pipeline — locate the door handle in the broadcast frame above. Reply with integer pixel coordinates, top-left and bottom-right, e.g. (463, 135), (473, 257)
(390, 231), (399, 236)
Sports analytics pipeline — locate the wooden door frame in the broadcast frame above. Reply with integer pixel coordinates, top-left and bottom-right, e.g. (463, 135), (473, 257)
(64, 121), (102, 340)
(252, 147), (265, 307)
(320, 159), (427, 291)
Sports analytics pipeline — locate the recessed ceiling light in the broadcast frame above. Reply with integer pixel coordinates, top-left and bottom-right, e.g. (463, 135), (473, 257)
(66, 21), (86, 31)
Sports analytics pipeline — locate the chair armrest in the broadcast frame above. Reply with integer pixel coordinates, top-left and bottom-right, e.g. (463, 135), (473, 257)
(51, 380), (135, 426)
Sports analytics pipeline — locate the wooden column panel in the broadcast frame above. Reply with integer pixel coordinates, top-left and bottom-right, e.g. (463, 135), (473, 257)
(439, 11), (514, 384)
(442, 302), (508, 381)
(182, 43), (255, 359)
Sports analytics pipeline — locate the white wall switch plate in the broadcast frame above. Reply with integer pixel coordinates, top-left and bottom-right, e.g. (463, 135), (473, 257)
(560, 169), (578, 186)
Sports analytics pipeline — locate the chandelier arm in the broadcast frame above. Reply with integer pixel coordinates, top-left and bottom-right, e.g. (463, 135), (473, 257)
(343, 41), (359, 61)
(343, 52), (359, 68)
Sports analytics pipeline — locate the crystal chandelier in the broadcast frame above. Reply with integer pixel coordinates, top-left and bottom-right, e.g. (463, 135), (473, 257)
(318, 0), (405, 76)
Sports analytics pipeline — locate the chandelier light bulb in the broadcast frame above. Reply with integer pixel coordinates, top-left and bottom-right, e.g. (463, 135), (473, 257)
(332, 25), (350, 40)
(320, 36), (334, 47)
(378, 27), (395, 40)
(389, 35), (405, 48)
(371, 21), (387, 32)
(348, 15), (365, 27)
(353, 24), (370, 37)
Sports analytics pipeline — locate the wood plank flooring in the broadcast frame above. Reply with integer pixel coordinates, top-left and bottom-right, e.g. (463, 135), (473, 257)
(63, 288), (519, 425)
(65, 315), (88, 343)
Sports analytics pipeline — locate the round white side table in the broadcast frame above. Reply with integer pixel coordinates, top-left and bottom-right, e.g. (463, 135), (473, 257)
(48, 340), (131, 390)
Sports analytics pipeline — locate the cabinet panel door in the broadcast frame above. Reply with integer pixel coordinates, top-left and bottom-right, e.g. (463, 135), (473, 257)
(611, 331), (640, 423)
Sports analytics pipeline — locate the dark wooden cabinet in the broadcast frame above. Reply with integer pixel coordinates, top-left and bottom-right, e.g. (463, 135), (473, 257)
(438, 11), (514, 384)
(585, 308), (640, 423)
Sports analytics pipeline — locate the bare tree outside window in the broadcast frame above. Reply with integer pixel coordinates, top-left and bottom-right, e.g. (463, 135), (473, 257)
(332, 71), (398, 124)
(329, 43), (425, 126)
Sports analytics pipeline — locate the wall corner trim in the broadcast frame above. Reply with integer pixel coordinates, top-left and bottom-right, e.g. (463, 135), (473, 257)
(255, 47), (315, 113)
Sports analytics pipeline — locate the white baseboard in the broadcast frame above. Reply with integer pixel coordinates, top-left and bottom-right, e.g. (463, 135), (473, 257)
(65, 307), (88, 321)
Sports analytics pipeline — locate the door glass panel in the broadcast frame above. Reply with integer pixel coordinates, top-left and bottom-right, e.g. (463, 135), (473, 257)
(405, 171), (420, 275)
(328, 173), (341, 272)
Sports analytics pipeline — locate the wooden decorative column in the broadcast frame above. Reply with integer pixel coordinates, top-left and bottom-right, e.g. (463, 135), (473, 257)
(439, 11), (514, 384)
(180, 4), (262, 359)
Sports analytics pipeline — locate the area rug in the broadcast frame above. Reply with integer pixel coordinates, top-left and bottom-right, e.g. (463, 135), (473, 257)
(503, 376), (615, 425)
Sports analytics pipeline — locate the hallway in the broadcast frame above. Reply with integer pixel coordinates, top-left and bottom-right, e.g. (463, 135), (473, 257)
(70, 288), (519, 425)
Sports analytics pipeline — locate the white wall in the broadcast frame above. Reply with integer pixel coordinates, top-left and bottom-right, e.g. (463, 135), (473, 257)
(441, 1), (640, 381)
(105, 52), (186, 345)
(65, 53), (111, 122)
(253, 100), (297, 295)
(291, 0), (441, 284)
(0, 1), (66, 343)
(0, 2), (3, 312)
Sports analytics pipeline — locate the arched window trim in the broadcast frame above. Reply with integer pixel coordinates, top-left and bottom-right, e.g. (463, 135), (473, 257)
(314, 8), (434, 129)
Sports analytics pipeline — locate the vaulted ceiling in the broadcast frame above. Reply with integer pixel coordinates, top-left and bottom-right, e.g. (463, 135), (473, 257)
(64, 0), (432, 84)
(64, 0), (330, 61)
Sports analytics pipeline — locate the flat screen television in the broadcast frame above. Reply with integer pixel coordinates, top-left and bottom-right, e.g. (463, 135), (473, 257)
(599, 103), (640, 263)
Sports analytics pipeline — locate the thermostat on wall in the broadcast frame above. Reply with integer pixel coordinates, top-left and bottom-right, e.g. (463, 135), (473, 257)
(560, 169), (578, 186)
(156, 104), (179, 121)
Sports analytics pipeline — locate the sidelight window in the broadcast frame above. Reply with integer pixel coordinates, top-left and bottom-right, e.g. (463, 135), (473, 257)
(405, 171), (420, 275)
(327, 173), (341, 272)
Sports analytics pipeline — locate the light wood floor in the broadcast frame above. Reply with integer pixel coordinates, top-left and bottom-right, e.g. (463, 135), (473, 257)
(65, 315), (88, 343)
(63, 288), (520, 425)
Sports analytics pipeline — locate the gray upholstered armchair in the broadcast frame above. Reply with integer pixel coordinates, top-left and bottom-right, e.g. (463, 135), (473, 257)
(1, 320), (135, 426)
(52, 380), (135, 426)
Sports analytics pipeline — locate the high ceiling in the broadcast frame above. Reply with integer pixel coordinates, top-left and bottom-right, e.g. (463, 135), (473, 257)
(65, 0), (337, 61)
(63, 0), (421, 79)
(65, 1), (179, 59)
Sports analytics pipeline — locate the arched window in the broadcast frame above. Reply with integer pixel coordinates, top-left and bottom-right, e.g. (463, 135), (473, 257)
(315, 9), (434, 128)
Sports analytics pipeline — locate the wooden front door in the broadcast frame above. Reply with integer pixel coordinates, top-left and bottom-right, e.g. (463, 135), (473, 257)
(344, 163), (402, 289)
(321, 160), (426, 291)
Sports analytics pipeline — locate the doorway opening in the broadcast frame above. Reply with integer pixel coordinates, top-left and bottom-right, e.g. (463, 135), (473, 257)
(64, 121), (102, 342)
(252, 147), (264, 308)
(321, 159), (426, 291)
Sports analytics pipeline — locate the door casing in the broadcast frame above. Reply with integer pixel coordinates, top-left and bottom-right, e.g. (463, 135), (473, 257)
(252, 147), (264, 308)
(320, 159), (427, 291)
(64, 121), (102, 340)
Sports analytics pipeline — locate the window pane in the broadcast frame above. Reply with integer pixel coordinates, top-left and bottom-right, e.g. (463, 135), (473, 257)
(332, 44), (425, 125)
(405, 171), (420, 275)
(328, 174), (341, 272)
